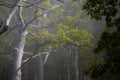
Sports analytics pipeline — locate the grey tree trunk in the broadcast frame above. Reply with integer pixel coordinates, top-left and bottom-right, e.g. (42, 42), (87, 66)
(36, 54), (43, 80)
(67, 65), (70, 80)
(74, 47), (79, 80)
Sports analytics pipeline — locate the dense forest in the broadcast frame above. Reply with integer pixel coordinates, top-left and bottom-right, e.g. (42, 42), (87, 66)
(0, 0), (119, 80)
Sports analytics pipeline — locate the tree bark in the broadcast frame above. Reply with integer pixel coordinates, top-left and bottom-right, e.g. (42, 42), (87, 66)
(74, 46), (79, 80)
(12, 1), (28, 80)
(12, 29), (28, 80)
(67, 65), (70, 80)
(36, 54), (43, 80)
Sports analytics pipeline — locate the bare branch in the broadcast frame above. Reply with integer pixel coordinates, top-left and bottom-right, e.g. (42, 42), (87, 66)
(43, 52), (50, 64)
(0, 0), (22, 35)
(22, 1), (46, 10)
(24, 0), (43, 28)
(0, 0), (45, 9)
(5, 0), (22, 26)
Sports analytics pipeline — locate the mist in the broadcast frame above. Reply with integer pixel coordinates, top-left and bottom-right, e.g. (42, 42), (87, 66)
(1, 0), (115, 80)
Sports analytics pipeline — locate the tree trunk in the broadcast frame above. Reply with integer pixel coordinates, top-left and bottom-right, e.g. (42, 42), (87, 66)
(35, 54), (43, 80)
(12, 29), (28, 80)
(12, 1), (28, 80)
(67, 65), (70, 80)
(74, 47), (79, 80)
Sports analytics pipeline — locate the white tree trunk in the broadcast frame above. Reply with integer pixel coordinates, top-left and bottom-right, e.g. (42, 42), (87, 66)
(12, 1), (28, 80)
(12, 29), (28, 80)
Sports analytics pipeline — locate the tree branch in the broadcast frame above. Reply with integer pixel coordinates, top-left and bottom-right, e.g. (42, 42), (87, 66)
(0, 0), (23, 35)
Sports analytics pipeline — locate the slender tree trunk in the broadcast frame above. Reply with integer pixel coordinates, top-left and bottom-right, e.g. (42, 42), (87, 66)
(34, 44), (43, 80)
(74, 46), (79, 80)
(37, 54), (43, 80)
(67, 65), (70, 80)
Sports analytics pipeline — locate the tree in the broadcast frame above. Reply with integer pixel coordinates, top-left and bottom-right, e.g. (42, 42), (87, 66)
(83, 0), (120, 79)
(0, 0), (65, 80)
(45, 24), (92, 80)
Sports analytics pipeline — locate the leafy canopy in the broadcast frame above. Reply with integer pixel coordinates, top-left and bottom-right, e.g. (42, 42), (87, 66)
(83, 0), (120, 79)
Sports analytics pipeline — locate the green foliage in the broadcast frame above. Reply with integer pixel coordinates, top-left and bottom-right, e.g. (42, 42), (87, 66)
(41, 1), (53, 8)
(27, 23), (92, 50)
(85, 61), (105, 78)
(83, 0), (120, 79)
(83, 0), (120, 27)
(53, 23), (92, 47)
